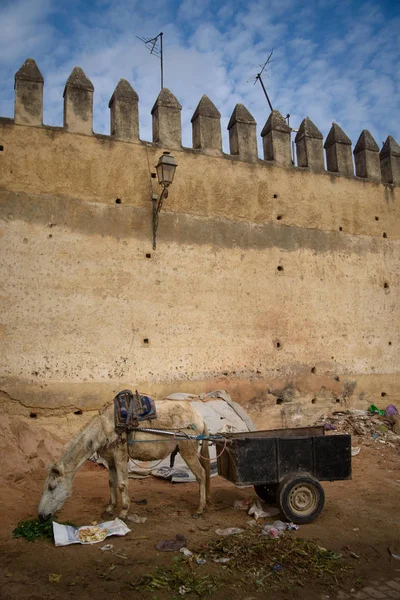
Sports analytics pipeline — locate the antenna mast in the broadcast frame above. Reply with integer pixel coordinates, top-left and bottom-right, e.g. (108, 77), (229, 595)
(136, 31), (164, 90)
(249, 51), (274, 112)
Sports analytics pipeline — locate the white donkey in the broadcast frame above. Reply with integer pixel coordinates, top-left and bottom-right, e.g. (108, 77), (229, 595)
(38, 400), (210, 520)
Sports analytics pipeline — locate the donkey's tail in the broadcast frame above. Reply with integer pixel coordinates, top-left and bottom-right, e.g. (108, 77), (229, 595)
(199, 422), (211, 504)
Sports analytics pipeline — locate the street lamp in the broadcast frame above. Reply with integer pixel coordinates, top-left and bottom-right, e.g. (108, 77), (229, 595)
(152, 151), (177, 250)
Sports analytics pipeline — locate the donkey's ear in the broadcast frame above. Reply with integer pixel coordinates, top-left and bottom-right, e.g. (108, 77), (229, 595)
(50, 463), (64, 477)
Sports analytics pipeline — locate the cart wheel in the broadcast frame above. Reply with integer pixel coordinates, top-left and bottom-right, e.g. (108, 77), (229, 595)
(277, 473), (325, 524)
(254, 484), (278, 504)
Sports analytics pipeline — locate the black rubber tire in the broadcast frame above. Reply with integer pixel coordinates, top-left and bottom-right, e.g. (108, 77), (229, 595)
(254, 483), (278, 504)
(277, 473), (325, 524)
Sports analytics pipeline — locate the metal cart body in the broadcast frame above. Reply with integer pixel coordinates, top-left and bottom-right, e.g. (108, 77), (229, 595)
(216, 425), (351, 523)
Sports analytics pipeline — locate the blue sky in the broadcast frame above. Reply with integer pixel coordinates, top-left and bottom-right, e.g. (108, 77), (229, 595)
(0, 0), (399, 153)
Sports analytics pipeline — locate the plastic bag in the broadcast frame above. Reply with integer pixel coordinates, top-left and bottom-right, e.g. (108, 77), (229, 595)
(368, 404), (385, 416)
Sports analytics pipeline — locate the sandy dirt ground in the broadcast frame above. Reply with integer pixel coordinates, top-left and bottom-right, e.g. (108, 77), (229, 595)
(0, 435), (399, 600)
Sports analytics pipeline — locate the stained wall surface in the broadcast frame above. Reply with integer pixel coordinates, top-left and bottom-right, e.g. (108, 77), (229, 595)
(0, 112), (399, 428)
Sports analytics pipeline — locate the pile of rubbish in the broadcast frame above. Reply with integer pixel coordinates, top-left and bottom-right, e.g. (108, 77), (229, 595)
(315, 404), (400, 450)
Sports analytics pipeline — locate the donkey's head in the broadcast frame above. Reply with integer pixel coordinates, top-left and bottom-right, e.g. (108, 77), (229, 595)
(38, 462), (72, 520)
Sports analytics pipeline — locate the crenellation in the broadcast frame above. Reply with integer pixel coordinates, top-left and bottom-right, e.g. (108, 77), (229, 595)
(324, 123), (354, 177)
(380, 136), (400, 185)
(1, 57), (399, 187)
(109, 79), (139, 141)
(63, 67), (94, 135)
(227, 103), (258, 162)
(353, 130), (381, 181)
(14, 58), (44, 127)
(261, 110), (292, 167)
(151, 88), (182, 149)
(191, 95), (222, 155)
(295, 117), (324, 171)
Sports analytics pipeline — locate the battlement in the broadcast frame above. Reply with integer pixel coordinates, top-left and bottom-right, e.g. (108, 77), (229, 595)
(8, 58), (400, 186)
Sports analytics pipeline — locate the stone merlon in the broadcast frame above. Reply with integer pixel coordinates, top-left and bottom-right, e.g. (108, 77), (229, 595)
(295, 117), (323, 142)
(63, 67), (94, 93)
(227, 103), (256, 129)
(324, 123), (352, 149)
(191, 95), (221, 121)
(14, 58), (44, 86)
(151, 88), (182, 113)
(261, 110), (291, 136)
(108, 78), (138, 107)
(354, 130), (379, 154)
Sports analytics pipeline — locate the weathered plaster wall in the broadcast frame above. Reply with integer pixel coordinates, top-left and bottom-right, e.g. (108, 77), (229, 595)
(0, 119), (399, 428)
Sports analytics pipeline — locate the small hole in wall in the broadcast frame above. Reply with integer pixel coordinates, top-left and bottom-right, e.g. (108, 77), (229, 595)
(381, 392), (387, 397)
(143, 338), (149, 344)
(151, 173), (157, 179)
(115, 198), (122, 204)
(30, 412), (37, 419)
(384, 282), (389, 289)
(383, 232), (387, 238)
(146, 253), (151, 259)
(339, 227), (343, 232)
(311, 366), (316, 374)
(275, 341), (281, 349)
(375, 216), (379, 221)
(336, 398), (341, 403)
(0, 145), (4, 151)
(389, 341), (392, 346)
(311, 398), (316, 404)
(273, 193), (279, 198)
(276, 215), (283, 220)
(276, 397), (283, 405)
(277, 265), (284, 272)
(334, 376), (340, 382)
(74, 410), (83, 415)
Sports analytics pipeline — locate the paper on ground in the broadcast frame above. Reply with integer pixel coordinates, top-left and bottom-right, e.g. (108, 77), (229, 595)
(52, 518), (130, 547)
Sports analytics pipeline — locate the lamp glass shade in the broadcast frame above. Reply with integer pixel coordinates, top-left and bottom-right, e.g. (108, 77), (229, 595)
(156, 152), (177, 187)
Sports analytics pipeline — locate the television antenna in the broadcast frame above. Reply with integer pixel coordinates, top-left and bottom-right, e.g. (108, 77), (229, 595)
(248, 50), (274, 112)
(136, 31), (164, 90)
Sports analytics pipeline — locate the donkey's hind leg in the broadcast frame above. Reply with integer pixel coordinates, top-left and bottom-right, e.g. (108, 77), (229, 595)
(178, 441), (207, 515)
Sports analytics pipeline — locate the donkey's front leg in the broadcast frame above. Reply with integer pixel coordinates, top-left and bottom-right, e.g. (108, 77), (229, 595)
(104, 462), (118, 515)
(114, 449), (130, 519)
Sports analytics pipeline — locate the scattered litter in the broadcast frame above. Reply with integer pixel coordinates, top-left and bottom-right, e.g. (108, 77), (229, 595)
(196, 557), (206, 565)
(273, 564), (281, 572)
(156, 534), (187, 552)
(262, 520), (298, 538)
(215, 527), (244, 536)
(385, 404), (399, 417)
(351, 447), (361, 456)
(100, 544), (113, 551)
(127, 513), (147, 524)
(234, 499), (251, 511)
(246, 519), (258, 528)
(315, 406), (400, 451)
(180, 547), (193, 557)
(52, 518), (130, 547)
(369, 405), (385, 416)
(262, 525), (280, 538)
(213, 557), (231, 564)
(248, 499), (280, 520)
(179, 585), (190, 595)
(350, 552), (360, 559)
(132, 498), (148, 505)
(389, 547), (400, 560)
(48, 573), (62, 584)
